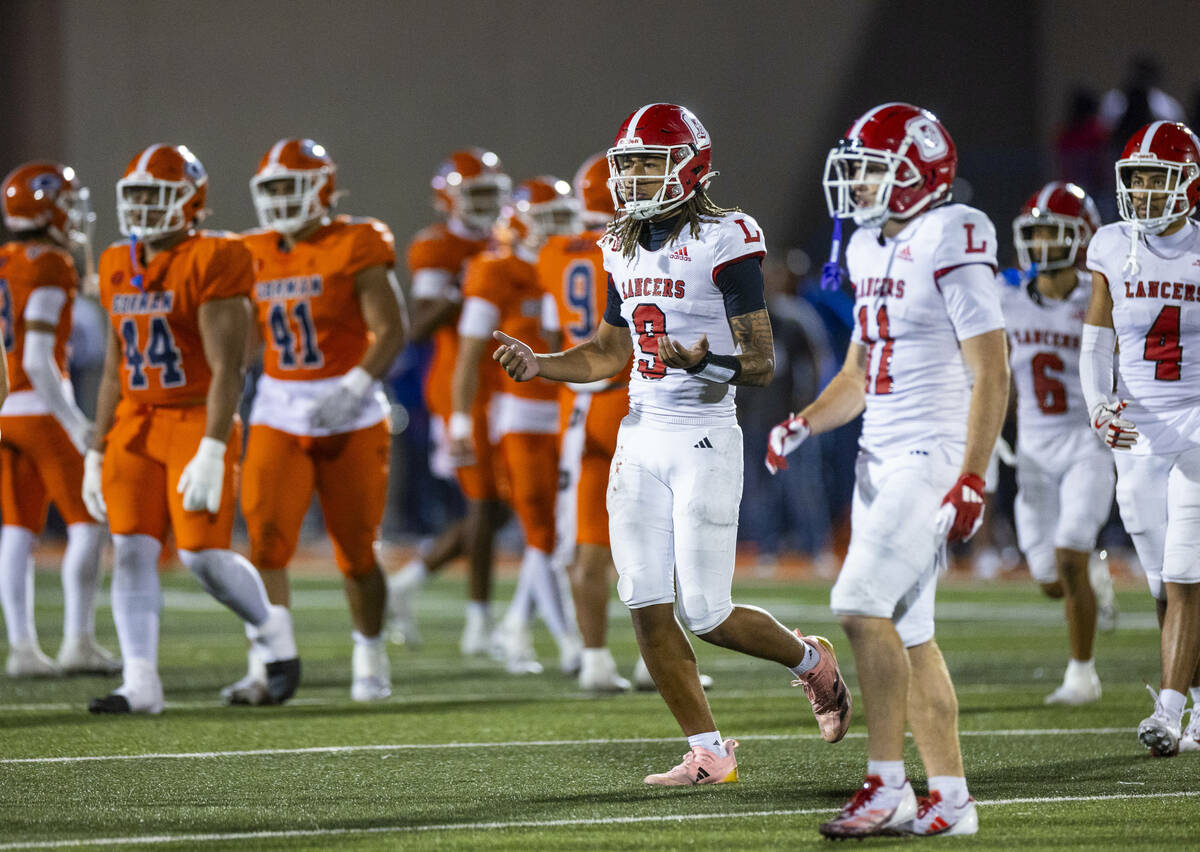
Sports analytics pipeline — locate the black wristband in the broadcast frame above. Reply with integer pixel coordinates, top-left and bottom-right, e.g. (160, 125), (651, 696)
(685, 351), (743, 383)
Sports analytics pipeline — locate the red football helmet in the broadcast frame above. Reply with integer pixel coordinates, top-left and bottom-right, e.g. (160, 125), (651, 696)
(1, 161), (93, 249)
(573, 153), (615, 229)
(508, 176), (580, 249)
(823, 102), (957, 227)
(1115, 121), (1200, 234)
(251, 138), (337, 234)
(606, 103), (714, 220)
(432, 148), (511, 232)
(116, 144), (208, 240)
(1012, 181), (1101, 272)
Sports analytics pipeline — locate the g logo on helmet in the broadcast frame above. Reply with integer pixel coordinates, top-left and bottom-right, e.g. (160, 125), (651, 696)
(906, 117), (948, 162)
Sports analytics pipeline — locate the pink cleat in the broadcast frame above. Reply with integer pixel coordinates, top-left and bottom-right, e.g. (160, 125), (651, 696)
(643, 738), (739, 786)
(792, 631), (852, 743)
(904, 790), (979, 836)
(819, 775), (917, 838)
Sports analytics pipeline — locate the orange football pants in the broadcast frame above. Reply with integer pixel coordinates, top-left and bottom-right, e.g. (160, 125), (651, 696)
(0, 414), (94, 531)
(450, 410), (502, 501)
(497, 432), (558, 553)
(241, 422), (389, 578)
(102, 400), (240, 551)
(558, 388), (627, 548)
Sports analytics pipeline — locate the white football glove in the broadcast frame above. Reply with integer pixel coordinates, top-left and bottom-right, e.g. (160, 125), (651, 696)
(448, 412), (476, 468)
(308, 366), (374, 432)
(65, 417), (95, 457)
(1089, 400), (1138, 450)
(177, 437), (227, 513)
(765, 414), (810, 474)
(81, 449), (107, 522)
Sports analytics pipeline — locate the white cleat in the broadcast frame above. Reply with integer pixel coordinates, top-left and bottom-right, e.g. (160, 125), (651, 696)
(904, 792), (979, 836)
(496, 622), (543, 675)
(578, 648), (631, 693)
(89, 659), (164, 714)
(222, 650), (269, 706)
(558, 633), (583, 677)
(6, 642), (61, 677)
(386, 560), (425, 647)
(632, 656), (712, 691)
(1138, 686), (1181, 757)
(1089, 553), (1118, 632)
(351, 637), (391, 702)
(1180, 709), (1200, 753)
(1044, 667), (1102, 705)
(460, 608), (495, 658)
(57, 637), (122, 675)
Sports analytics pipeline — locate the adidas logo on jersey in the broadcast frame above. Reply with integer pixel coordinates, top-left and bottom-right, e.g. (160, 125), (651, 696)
(668, 246), (692, 262)
(693, 436), (713, 449)
(896, 245), (913, 261)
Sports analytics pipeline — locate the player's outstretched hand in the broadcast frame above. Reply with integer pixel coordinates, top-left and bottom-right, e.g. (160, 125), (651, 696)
(493, 331), (539, 381)
(935, 473), (986, 542)
(765, 414), (810, 474)
(658, 334), (708, 369)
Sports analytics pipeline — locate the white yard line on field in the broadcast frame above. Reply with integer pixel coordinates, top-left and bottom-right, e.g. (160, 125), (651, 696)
(0, 727), (1134, 765)
(0, 791), (1196, 850)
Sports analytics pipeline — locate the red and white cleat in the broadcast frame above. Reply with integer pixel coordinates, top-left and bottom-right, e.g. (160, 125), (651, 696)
(792, 632), (852, 743)
(643, 738), (739, 786)
(904, 790), (979, 836)
(818, 775), (917, 838)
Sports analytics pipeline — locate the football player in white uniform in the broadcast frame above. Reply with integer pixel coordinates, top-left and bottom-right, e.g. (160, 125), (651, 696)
(493, 103), (852, 786)
(769, 103), (1009, 837)
(1004, 182), (1116, 705)
(1081, 121), (1200, 756)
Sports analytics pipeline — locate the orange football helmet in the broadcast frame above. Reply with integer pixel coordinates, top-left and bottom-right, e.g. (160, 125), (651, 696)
(116, 144), (208, 240)
(432, 148), (512, 232)
(573, 153), (615, 229)
(1, 161), (94, 249)
(250, 138), (337, 234)
(509, 176), (580, 249)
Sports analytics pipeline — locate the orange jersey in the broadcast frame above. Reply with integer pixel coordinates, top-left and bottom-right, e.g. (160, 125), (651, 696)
(537, 230), (607, 347)
(98, 231), (253, 407)
(243, 216), (395, 381)
(408, 222), (490, 417)
(0, 241), (75, 394)
(462, 248), (558, 403)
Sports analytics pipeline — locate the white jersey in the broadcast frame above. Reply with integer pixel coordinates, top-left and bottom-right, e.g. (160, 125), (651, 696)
(1087, 219), (1200, 455)
(601, 211), (766, 428)
(1001, 271), (1105, 455)
(847, 203), (1004, 456)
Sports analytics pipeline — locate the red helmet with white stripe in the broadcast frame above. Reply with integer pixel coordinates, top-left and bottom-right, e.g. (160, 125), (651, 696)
(1115, 121), (1200, 234)
(1012, 181), (1101, 272)
(251, 138), (336, 234)
(607, 103), (714, 220)
(116, 144), (208, 240)
(823, 102), (957, 227)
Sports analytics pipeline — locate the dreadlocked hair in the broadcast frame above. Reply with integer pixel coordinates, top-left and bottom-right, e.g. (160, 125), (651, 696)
(606, 188), (740, 259)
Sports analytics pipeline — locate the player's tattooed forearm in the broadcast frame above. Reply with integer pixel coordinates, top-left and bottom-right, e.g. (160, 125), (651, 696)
(729, 309), (775, 386)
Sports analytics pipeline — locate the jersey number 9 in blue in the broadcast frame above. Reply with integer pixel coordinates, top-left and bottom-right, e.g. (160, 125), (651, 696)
(268, 300), (324, 369)
(564, 261), (595, 340)
(120, 316), (185, 389)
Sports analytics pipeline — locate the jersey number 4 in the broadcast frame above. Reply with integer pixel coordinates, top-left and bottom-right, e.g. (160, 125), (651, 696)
(121, 317), (186, 389)
(633, 303), (667, 380)
(857, 304), (894, 394)
(269, 300), (324, 370)
(1144, 305), (1182, 381)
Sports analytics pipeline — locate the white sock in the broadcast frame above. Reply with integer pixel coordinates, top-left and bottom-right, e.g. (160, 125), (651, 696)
(111, 535), (163, 667)
(402, 558), (428, 584)
(1190, 686), (1200, 707)
(466, 600), (490, 621)
(1159, 688), (1187, 725)
(0, 526), (36, 645)
(502, 551), (537, 627)
(866, 760), (906, 788)
(928, 775), (970, 808)
(1065, 658), (1095, 678)
(687, 731), (725, 757)
(789, 639), (821, 677)
(352, 630), (384, 647)
(525, 547), (572, 640)
(62, 523), (105, 641)
(247, 604), (297, 663)
(178, 549), (269, 626)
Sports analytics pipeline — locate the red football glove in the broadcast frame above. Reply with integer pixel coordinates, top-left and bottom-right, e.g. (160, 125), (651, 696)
(765, 414), (811, 474)
(935, 473), (986, 542)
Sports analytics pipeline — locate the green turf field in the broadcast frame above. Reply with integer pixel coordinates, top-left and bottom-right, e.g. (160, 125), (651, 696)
(2, 565), (1198, 850)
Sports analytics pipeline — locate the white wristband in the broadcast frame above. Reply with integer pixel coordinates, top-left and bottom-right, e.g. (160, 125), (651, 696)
(341, 366), (374, 397)
(448, 412), (473, 441)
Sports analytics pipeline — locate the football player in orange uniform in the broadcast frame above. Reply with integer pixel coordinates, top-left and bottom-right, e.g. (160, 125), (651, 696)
(537, 155), (631, 690)
(454, 176), (581, 674)
(233, 139), (406, 703)
(0, 162), (117, 677)
(387, 149), (511, 654)
(83, 144), (299, 714)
